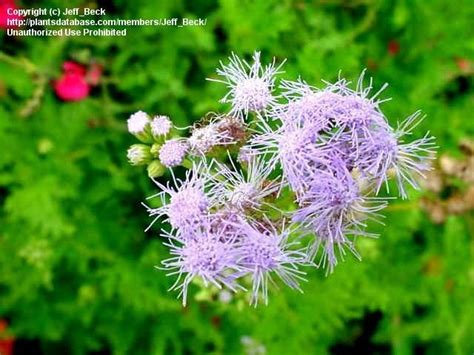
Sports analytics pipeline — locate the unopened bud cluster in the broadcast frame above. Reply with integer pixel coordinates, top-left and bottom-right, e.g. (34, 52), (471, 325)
(127, 111), (245, 178)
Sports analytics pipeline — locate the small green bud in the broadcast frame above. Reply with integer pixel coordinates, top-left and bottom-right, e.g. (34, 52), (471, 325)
(150, 143), (162, 157)
(135, 127), (153, 143)
(127, 144), (152, 166)
(147, 160), (166, 178)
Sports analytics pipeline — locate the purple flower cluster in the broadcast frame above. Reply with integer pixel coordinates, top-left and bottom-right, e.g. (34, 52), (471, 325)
(247, 70), (436, 272)
(142, 159), (306, 306)
(160, 214), (306, 306)
(127, 52), (436, 305)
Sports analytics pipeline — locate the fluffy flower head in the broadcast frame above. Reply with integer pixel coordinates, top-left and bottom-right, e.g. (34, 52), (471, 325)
(208, 156), (278, 213)
(293, 158), (387, 272)
(143, 165), (215, 231)
(151, 115), (172, 137)
(127, 110), (150, 134)
(159, 139), (188, 168)
(209, 52), (284, 118)
(236, 221), (306, 306)
(161, 219), (244, 305)
(356, 111), (436, 198)
(168, 186), (208, 229)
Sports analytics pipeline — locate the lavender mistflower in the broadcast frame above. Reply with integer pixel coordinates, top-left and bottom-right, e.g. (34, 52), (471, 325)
(293, 158), (387, 272)
(249, 121), (327, 193)
(235, 220), (307, 306)
(278, 126), (327, 193)
(356, 111), (437, 198)
(279, 79), (342, 130)
(325, 73), (392, 143)
(143, 165), (215, 231)
(158, 139), (189, 168)
(282, 72), (391, 145)
(161, 219), (244, 306)
(126, 53), (438, 305)
(151, 115), (172, 138)
(209, 52), (284, 118)
(209, 208), (246, 242)
(209, 156), (279, 213)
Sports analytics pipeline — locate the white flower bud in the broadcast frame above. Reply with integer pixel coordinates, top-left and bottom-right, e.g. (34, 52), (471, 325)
(127, 111), (152, 142)
(127, 144), (152, 166)
(151, 115), (172, 138)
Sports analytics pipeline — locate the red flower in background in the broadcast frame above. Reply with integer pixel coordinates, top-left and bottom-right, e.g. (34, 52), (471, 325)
(53, 61), (103, 101)
(54, 61), (90, 101)
(0, 0), (22, 29)
(0, 320), (14, 355)
(53, 61), (103, 102)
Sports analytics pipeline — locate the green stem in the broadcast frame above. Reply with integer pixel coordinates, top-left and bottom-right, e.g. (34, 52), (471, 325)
(0, 51), (37, 74)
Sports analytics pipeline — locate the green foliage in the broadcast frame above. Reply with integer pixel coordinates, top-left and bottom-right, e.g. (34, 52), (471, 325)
(0, 0), (473, 354)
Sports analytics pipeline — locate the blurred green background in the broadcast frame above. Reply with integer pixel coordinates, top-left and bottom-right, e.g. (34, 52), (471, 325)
(0, 0), (473, 354)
